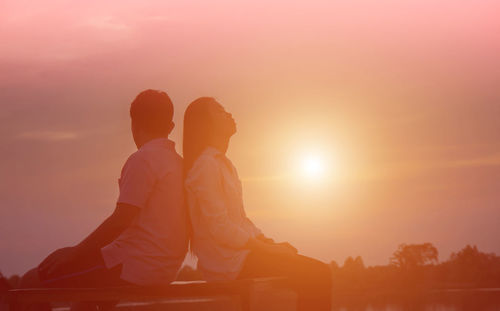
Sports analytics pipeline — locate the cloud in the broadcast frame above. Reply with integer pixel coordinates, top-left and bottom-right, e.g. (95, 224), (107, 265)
(331, 149), (500, 184)
(85, 16), (130, 31)
(447, 154), (500, 168)
(144, 15), (171, 22)
(17, 131), (78, 142)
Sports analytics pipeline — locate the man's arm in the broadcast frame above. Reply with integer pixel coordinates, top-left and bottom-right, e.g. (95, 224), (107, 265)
(76, 203), (139, 253)
(39, 203), (139, 277)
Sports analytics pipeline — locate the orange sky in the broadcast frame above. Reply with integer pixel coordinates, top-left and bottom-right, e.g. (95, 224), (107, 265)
(1, 0), (500, 276)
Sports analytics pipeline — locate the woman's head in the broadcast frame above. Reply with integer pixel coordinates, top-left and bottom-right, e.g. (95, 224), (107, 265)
(183, 97), (236, 173)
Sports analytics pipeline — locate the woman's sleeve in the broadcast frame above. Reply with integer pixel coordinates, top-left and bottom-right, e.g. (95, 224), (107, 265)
(186, 156), (251, 249)
(244, 217), (263, 237)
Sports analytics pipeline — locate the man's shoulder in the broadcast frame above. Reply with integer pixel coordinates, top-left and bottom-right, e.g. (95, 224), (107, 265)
(135, 141), (181, 159)
(134, 144), (183, 173)
(122, 150), (146, 169)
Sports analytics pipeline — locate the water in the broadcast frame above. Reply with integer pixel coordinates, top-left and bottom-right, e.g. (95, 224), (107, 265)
(331, 288), (500, 311)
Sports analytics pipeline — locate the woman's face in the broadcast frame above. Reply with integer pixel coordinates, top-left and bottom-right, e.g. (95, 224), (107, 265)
(209, 102), (236, 138)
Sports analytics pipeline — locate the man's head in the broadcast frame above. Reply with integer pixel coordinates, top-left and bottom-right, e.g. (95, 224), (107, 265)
(130, 89), (174, 148)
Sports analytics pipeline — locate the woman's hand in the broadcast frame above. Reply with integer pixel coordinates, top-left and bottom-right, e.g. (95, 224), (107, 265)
(38, 246), (79, 277)
(261, 243), (297, 255)
(256, 234), (274, 244)
(263, 243), (298, 255)
(276, 241), (298, 254)
(255, 234), (298, 253)
(246, 237), (298, 255)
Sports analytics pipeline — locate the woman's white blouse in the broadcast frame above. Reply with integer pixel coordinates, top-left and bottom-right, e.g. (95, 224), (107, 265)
(185, 147), (263, 281)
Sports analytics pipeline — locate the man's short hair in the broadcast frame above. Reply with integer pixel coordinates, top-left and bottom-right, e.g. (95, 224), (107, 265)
(130, 89), (174, 136)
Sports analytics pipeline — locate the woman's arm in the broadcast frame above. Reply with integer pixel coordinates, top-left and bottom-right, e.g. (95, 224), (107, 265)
(187, 155), (298, 255)
(186, 156), (252, 248)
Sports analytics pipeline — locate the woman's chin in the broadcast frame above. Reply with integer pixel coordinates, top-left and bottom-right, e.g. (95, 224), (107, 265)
(230, 123), (237, 136)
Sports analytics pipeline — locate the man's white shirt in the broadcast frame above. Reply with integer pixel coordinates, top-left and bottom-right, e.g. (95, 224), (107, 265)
(101, 138), (188, 285)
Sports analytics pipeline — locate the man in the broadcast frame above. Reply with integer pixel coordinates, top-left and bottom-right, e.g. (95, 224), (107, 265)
(20, 90), (188, 290)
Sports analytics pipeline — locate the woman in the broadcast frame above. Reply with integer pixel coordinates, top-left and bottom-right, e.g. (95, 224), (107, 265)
(183, 97), (332, 310)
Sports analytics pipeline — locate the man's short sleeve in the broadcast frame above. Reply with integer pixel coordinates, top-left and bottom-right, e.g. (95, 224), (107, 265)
(117, 154), (155, 208)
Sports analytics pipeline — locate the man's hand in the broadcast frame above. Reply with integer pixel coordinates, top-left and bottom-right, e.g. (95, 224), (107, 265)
(36, 203), (139, 280)
(38, 247), (78, 277)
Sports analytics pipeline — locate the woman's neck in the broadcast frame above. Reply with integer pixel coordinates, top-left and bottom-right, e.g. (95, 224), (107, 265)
(209, 138), (230, 155)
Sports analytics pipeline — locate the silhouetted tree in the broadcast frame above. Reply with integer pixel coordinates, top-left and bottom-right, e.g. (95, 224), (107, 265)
(0, 272), (10, 291)
(7, 275), (20, 289)
(450, 245), (495, 264)
(343, 256), (364, 270)
(343, 256), (354, 268)
(329, 260), (339, 271)
(445, 245), (500, 285)
(354, 256), (365, 269)
(0, 272), (10, 311)
(390, 243), (438, 269)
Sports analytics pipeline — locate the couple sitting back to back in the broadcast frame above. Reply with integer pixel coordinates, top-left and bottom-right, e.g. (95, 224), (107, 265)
(20, 90), (331, 311)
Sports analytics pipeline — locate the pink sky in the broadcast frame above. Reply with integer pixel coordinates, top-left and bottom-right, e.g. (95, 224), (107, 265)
(1, 0), (500, 276)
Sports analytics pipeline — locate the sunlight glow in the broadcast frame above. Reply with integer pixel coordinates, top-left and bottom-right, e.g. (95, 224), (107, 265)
(299, 153), (327, 182)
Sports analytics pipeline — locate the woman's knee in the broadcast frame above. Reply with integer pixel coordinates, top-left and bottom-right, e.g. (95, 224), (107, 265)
(299, 257), (332, 288)
(315, 262), (332, 288)
(289, 255), (330, 281)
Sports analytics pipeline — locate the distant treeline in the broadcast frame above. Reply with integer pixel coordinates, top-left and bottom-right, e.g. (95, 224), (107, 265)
(329, 244), (500, 291)
(2, 244), (499, 290)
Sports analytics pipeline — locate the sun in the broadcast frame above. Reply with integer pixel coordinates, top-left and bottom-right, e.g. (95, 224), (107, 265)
(290, 143), (338, 185)
(299, 153), (327, 181)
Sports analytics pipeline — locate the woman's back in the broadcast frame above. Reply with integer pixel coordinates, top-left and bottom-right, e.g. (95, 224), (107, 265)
(185, 147), (262, 281)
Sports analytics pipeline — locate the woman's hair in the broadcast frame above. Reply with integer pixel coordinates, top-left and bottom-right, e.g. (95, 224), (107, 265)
(183, 97), (218, 256)
(183, 97), (218, 174)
